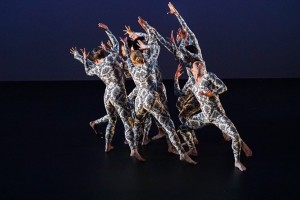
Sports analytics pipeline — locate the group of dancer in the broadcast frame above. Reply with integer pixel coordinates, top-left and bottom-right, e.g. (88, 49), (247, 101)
(70, 2), (252, 171)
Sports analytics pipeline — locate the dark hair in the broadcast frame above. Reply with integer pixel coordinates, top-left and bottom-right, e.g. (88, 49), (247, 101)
(127, 39), (134, 49)
(88, 48), (105, 61)
(131, 36), (146, 50)
(185, 45), (198, 54)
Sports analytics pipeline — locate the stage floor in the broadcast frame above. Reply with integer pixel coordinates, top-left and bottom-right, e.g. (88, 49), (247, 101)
(1, 79), (299, 200)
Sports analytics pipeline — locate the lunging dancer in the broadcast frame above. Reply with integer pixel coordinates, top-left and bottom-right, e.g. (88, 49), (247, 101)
(178, 61), (252, 171)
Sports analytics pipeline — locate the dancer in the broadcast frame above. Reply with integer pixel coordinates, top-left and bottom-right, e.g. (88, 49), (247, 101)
(124, 24), (168, 141)
(70, 23), (144, 161)
(121, 36), (197, 165)
(101, 38), (153, 145)
(137, 17), (201, 145)
(178, 61), (252, 171)
(168, 2), (232, 142)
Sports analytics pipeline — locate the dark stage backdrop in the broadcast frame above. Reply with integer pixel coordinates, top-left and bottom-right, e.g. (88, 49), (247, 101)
(0, 0), (299, 81)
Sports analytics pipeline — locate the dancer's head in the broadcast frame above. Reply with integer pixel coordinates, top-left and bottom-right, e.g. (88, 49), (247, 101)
(191, 60), (206, 78)
(130, 50), (144, 65)
(89, 48), (105, 62)
(184, 45), (200, 63)
(185, 45), (198, 54)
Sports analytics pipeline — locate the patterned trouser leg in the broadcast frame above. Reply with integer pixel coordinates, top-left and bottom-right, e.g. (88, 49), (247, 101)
(95, 115), (110, 124)
(134, 91), (185, 155)
(128, 88), (151, 140)
(178, 95), (201, 145)
(104, 96), (136, 150)
(143, 113), (152, 137)
(212, 115), (242, 161)
(104, 101), (117, 145)
(152, 84), (168, 130)
(186, 112), (242, 161)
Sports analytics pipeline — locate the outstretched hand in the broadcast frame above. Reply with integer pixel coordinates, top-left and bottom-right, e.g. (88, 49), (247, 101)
(119, 37), (128, 45)
(175, 64), (184, 79)
(138, 16), (148, 26)
(70, 47), (77, 55)
(136, 40), (148, 50)
(199, 89), (214, 97)
(177, 27), (187, 41)
(166, 30), (176, 45)
(167, 2), (177, 15)
(107, 40), (112, 48)
(123, 25), (132, 35)
(80, 48), (89, 59)
(99, 41), (108, 51)
(138, 16), (149, 32)
(98, 23), (109, 30)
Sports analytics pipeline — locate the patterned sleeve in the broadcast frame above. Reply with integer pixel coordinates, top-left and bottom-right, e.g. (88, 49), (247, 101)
(83, 57), (98, 76)
(117, 55), (131, 78)
(178, 39), (203, 62)
(105, 29), (119, 53)
(146, 41), (160, 66)
(175, 12), (203, 60)
(74, 51), (93, 65)
(128, 87), (138, 102)
(174, 76), (183, 96)
(123, 43), (134, 74)
(134, 32), (149, 41)
(209, 73), (227, 95)
(74, 51), (84, 63)
(144, 24), (176, 54)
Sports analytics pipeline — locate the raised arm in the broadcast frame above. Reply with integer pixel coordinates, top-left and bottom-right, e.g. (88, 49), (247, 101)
(144, 24), (176, 53)
(120, 37), (135, 73)
(174, 64), (184, 96)
(141, 39), (160, 66)
(98, 23), (119, 53)
(70, 47), (95, 68)
(168, 2), (203, 59)
(80, 48), (98, 76)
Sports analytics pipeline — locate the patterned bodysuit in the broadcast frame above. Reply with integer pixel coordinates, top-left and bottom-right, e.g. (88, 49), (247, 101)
(74, 30), (138, 150)
(133, 30), (168, 135)
(145, 23), (201, 143)
(123, 40), (186, 155)
(92, 46), (153, 141)
(181, 70), (243, 161)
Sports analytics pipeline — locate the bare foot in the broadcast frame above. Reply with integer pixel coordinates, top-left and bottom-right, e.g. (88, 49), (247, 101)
(187, 148), (198, 157)
(142, 135), (151, 145)
(194, 138), (199, 145)
(180, 153), (197, 165)
(167, 144), (179, 155)
(89, 121), (98, 134)
(222, 132), (231, 141)
(242, 142), (253, 157)
(105, 144), (114, 152)
(152, 128), (166, 140)
(130, 150), (146, 162)
(235, 160), (246, 171)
